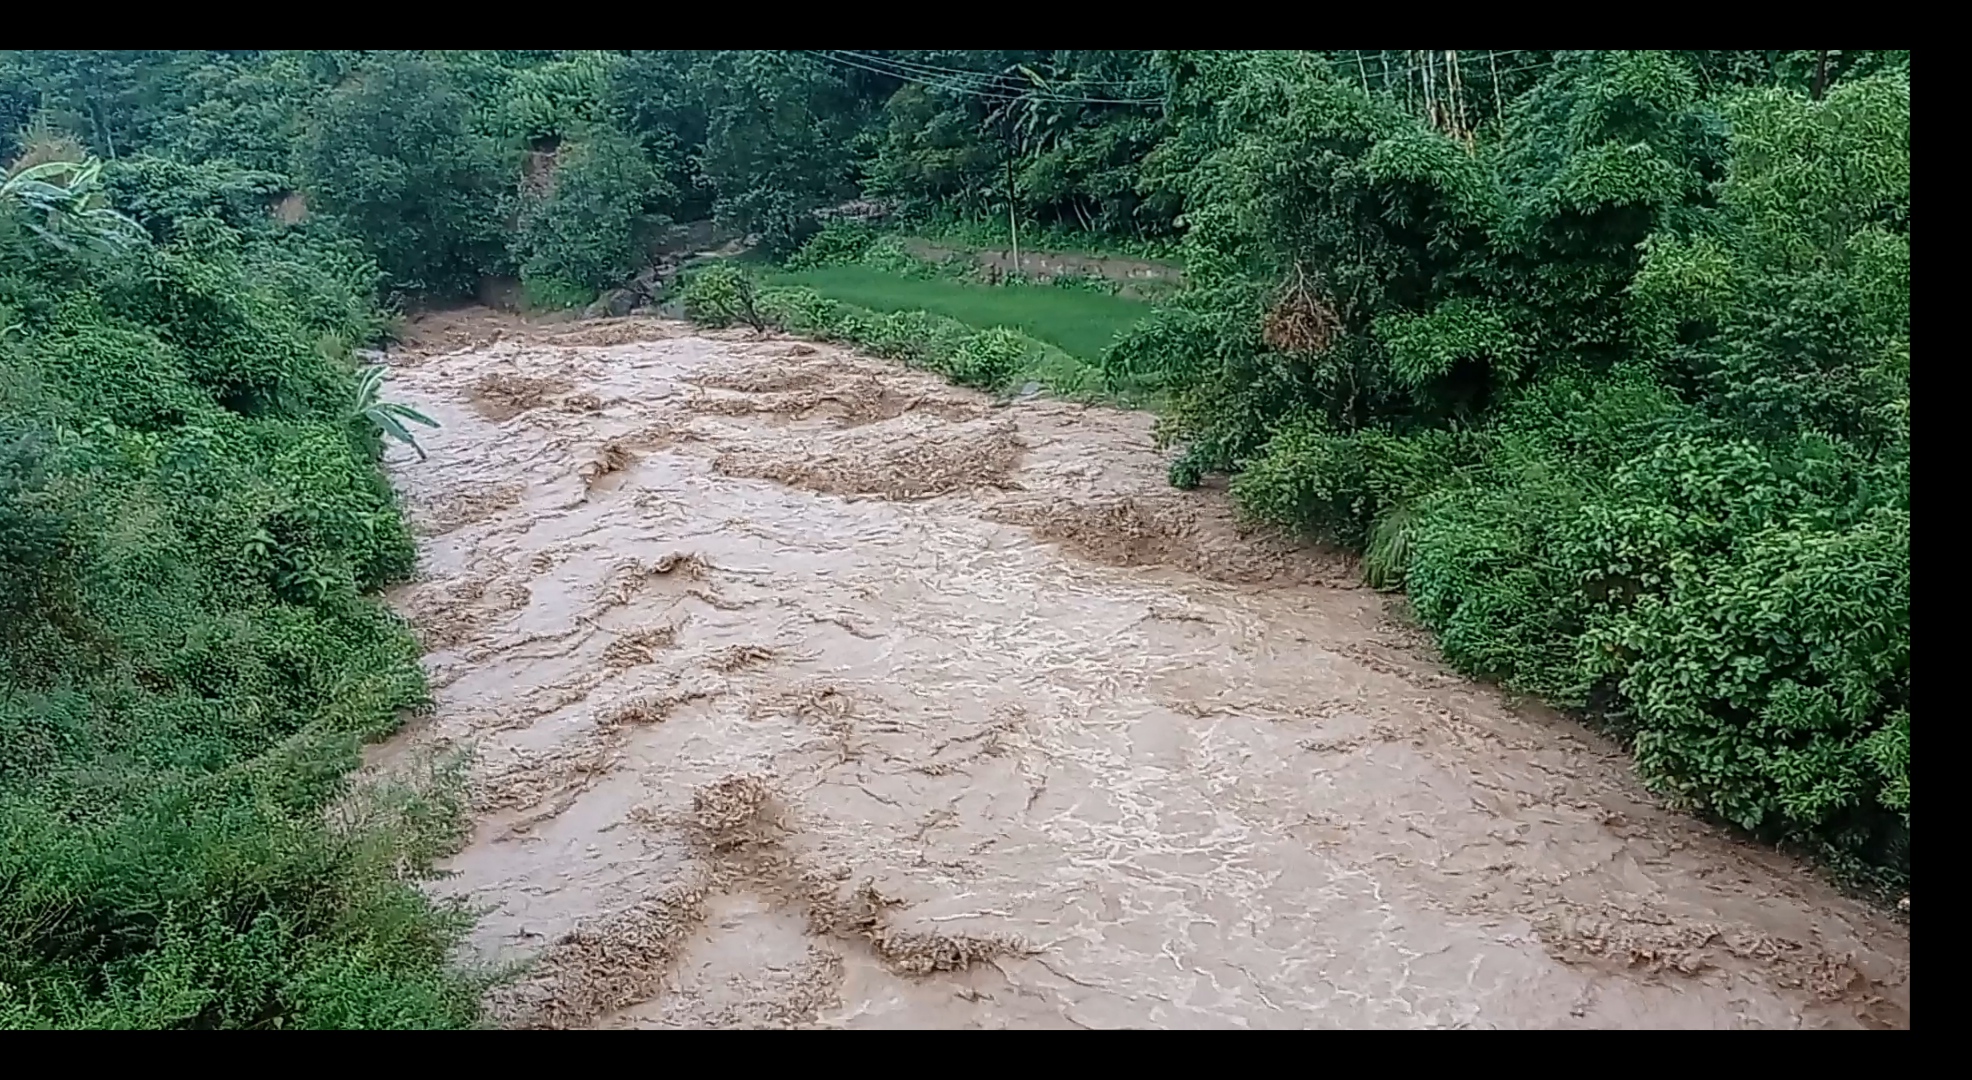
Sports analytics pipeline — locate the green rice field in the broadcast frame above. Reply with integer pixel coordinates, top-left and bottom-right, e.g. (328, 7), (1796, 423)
(760, 265), (1153, 362)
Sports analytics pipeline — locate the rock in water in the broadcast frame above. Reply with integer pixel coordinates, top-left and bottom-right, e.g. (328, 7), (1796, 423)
(584, 288), (638, 319)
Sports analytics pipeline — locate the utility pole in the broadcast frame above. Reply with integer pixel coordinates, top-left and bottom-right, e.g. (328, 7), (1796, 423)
(1489, 50), (1504, 121)
(1003, 114), (1020, 277)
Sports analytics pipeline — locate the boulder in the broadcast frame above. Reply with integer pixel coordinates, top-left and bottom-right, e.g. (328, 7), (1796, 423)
(584, 288), (638, 319)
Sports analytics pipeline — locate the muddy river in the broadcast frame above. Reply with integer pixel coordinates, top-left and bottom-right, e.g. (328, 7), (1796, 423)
(369, 309), (1910, 1029)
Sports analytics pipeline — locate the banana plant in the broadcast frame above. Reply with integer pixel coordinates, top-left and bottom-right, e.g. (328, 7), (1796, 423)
(1, 158), (149, 254)
(352, 364), (440, 461)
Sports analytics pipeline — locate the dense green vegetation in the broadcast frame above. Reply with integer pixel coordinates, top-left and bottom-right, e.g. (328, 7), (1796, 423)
(1121, 54), (1910, 883)
(1, 48), (1909, 1027)
(1, 135), (477, 1027)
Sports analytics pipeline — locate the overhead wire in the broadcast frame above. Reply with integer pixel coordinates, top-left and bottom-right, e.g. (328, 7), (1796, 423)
(851, 48), (1555, 90)
(845, 48), (1573, 91)
(809, 49), (1586, 112)
(830, 49), (1165, 91)
(810, 50), (1164, 106)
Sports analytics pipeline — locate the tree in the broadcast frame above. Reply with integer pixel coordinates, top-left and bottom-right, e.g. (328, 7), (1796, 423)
(509, 123), (672, 294)
(693, 51), (876, 256)
(292, 52), (500, 297)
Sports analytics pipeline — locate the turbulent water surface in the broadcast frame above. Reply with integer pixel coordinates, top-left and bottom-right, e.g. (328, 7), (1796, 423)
(369, 309), (1910, 1030)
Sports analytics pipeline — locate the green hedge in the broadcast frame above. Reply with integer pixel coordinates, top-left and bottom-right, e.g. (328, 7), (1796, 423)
(678, 261), (1073, 396)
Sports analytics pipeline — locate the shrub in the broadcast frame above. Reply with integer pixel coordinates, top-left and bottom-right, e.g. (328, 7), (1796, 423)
(754, 285), (849, 337)
(856, 234), (937, 278)
(946, 326), (1029, 391)
(677, 260), (763, 330)
(782, 219), (877, 270)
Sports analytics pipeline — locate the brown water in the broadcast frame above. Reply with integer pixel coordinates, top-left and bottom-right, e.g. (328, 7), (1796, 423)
(371, 309), (1910, 1030)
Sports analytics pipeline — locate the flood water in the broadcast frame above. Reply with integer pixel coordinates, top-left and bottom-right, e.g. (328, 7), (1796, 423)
(369, 309), (1910, 1029)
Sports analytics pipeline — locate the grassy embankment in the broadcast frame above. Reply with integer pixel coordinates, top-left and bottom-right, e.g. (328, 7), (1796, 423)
(704, 225), (1176, 405)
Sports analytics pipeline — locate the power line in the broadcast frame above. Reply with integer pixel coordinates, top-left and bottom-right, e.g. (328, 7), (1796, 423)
(841, 47), (1568, 95)
(823, 50), (1013, 94)
(811, 50), (1164, 107)
(810, 50), (1019, 102)
(812, 49), (1585, 112)
(862, 48), (1571, 92)
(833, 49), (1165, 91)
(822, 50), (1163, 106)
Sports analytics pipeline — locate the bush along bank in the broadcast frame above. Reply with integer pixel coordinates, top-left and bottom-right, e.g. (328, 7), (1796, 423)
(2, 151), (483, 1028)
(1099, 57), (1909, 891)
